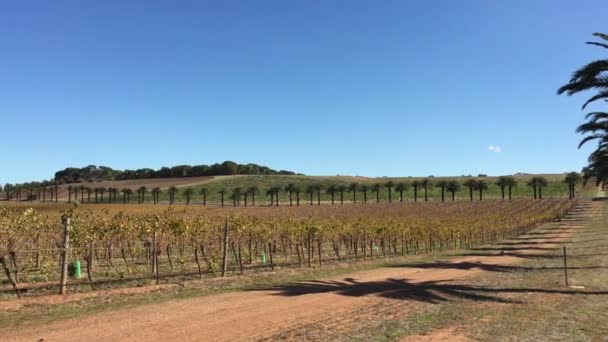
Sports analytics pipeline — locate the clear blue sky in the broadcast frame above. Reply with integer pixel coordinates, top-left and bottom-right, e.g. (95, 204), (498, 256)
(2, 0), (607, 184)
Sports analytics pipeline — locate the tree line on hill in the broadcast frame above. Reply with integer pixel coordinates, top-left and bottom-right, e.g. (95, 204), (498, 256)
(53, 161), (298, 183)
(1, 174), (581, 205)
(1, 161), (298, 194)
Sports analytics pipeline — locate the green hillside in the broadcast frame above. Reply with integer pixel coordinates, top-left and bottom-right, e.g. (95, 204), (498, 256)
(148, 174), (589, 205)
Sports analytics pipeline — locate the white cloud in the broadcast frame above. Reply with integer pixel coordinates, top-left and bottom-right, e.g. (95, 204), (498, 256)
(488, 145), (502, 153)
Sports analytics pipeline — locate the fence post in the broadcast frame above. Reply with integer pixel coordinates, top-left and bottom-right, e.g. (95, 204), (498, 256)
(563, 246), (569, 287)
(59, 217), (71, 295)
(153, 231), (159, 285)
(221, 221), (229, 277)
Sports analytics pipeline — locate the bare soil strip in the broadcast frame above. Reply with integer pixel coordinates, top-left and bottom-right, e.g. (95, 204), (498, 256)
(4, 201), (599, 342)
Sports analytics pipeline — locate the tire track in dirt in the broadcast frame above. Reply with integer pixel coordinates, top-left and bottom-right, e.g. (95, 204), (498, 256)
(5, 201), (600, 342)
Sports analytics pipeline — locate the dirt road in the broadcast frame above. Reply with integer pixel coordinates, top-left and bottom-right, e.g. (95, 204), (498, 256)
(6, 202), (600, 342)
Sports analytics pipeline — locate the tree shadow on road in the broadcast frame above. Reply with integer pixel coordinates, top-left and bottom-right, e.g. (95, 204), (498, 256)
(385, 261), (608, 272)
(250, 277), (608, 305)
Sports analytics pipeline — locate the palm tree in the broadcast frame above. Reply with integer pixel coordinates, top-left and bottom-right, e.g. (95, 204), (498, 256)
(476, 180), (488, 200)
(271, 186), (281, 206)
(293, 185), (301, 206)
(284, 183), (296, 206)
(183, 187), (194, 205)
(359, 184), (369, 203)
(348, 182), (359, 203)
(558, 33), (608, 109)
(167, 186), (178, 204)
(315, 184), (323, 205)
(199, 188), (208, 206)
(337, 185), (347, 204)
(463, 179), (477, 201)
(528, 177), (548, 199)
(371, 183), (381, 203)
(384, 181), (394, 203)
(527, 178), (537, 199)
(558, 33), (608, 187)
(265, 187), (275, 206)
(435, 180), (449, 202)
(582, 148), (608, 186)
(305, 184), (315, 205)
(575, 112), (608, 148)
(151, 187), (161, 204)
(85, 187), (92, 203)
(421, 179), (432, 202)
(67, 185), (73, 203)
(121, 188), (130, 203)
(137, 186), (147, 203)
(495, 177), (508, 200)
(107, 188), (117, 203)
(218, 188), (227, 207)
(246, 186), (259, 206)
(230, 187), (242, 206)
(100, 187), (107, 203)
(446, 180), (460, 201)
(395, 182), (409, 203)
(505, 177), (517, 200)
(326, 185), (337, 204)
(564, 172), (581, 199)
(411, 181), (420, 202)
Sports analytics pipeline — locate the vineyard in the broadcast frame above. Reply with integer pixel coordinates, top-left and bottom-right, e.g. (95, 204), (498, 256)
(0, 199), (575, 298)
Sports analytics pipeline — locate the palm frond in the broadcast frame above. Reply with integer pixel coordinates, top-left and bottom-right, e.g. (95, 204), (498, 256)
(593, 32), (608, 41)
(557, 60), (608, 95)
(584, 112), (608, 120)
(578, 134), (605, 149)
(582, 91), (608, 109)
(586, 42), (608, 49)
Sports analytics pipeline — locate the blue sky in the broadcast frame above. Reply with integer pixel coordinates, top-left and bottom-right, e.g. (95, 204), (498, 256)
(1, 0), (607, 184)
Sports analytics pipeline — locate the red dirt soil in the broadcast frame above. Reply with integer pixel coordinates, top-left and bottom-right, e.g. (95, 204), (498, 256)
(4, 202), (599, 342)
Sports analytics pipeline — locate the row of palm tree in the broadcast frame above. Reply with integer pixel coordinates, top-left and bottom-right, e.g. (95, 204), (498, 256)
(558, 32), (608, 186)
(3, 174), (581, 205)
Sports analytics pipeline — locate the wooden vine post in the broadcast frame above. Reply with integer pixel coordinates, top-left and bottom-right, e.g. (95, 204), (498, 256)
(59, 217), (71, 295)
(221, 220), (229, 277)
(563, 246), (569, 287)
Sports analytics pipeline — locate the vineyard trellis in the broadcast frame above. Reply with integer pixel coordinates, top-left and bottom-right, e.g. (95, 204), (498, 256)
(0, 199), (575, 297)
